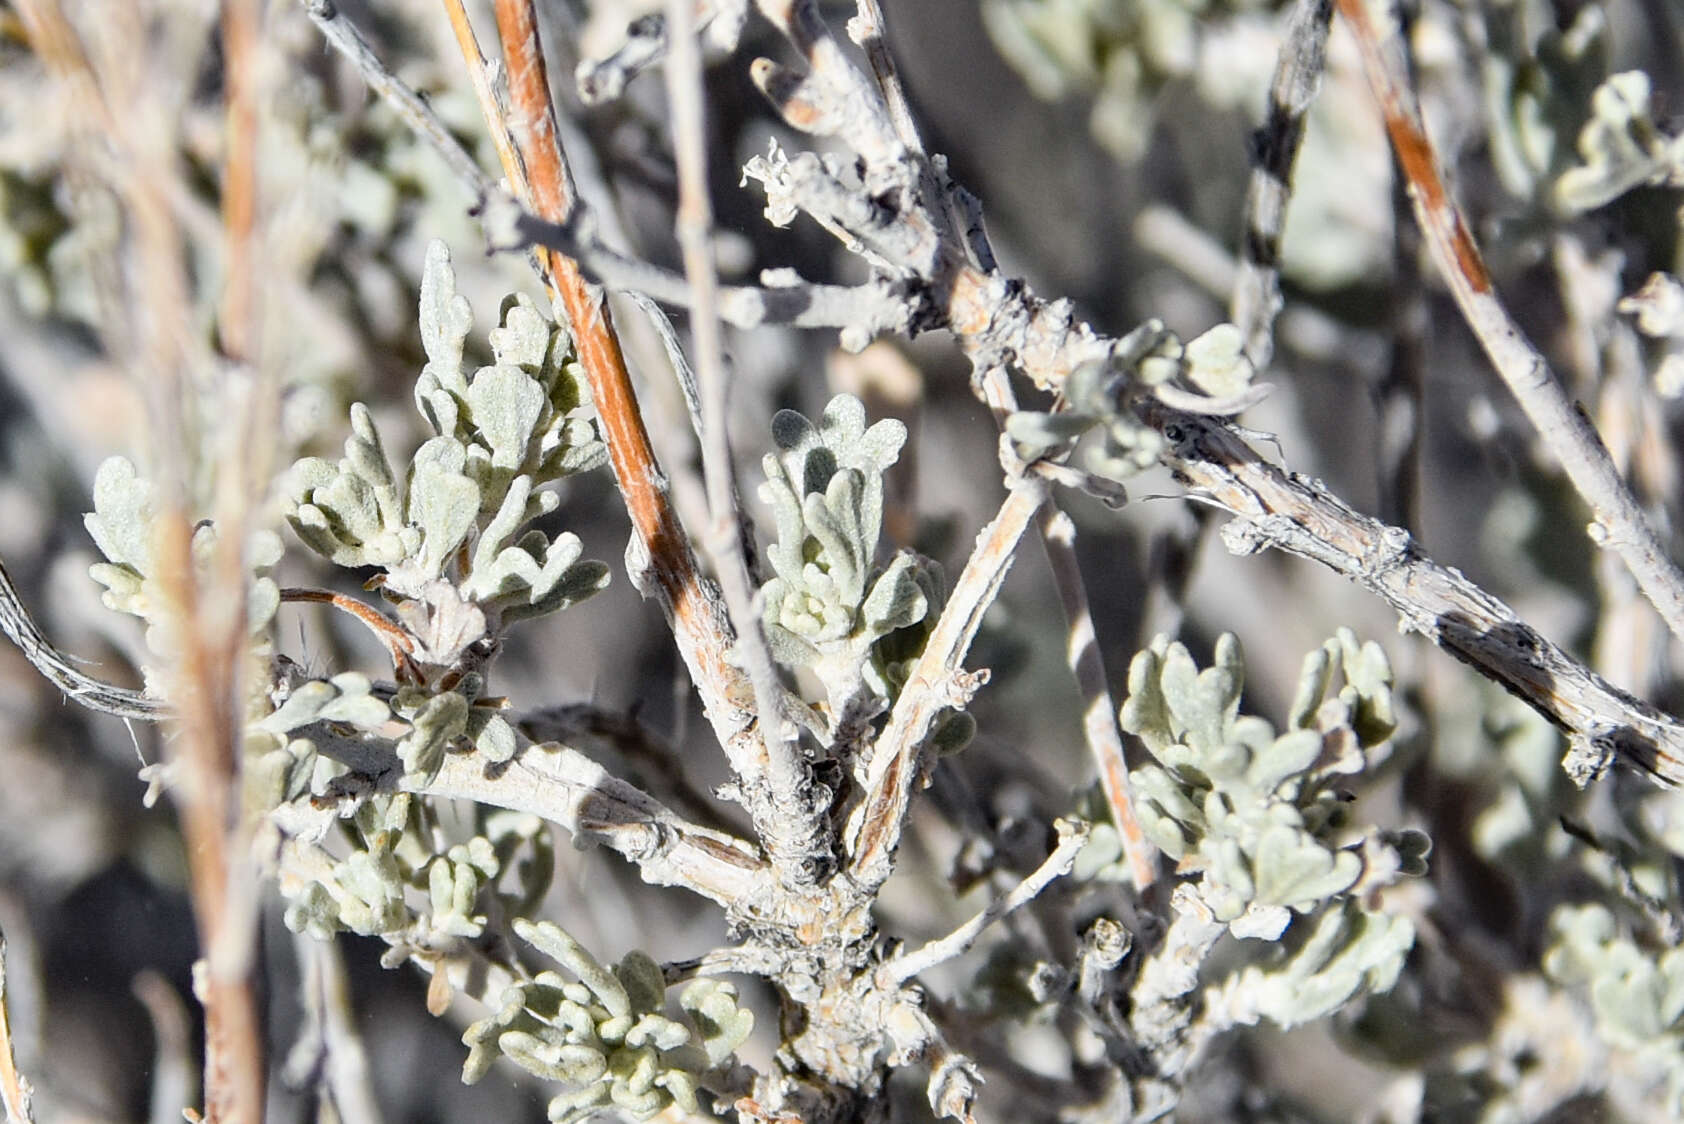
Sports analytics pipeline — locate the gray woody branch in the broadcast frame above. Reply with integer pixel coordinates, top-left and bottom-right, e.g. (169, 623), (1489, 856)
(303, 725), (770, 910)
(733, 1), (1684, 798)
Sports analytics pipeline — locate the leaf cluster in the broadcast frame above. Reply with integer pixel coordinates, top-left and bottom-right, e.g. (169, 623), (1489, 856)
(462, 919), (753, 1123)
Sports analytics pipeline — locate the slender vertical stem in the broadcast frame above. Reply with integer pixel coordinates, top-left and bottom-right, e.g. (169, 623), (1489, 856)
(663, 0), (825, 877)
(14, 5), (267, 1120)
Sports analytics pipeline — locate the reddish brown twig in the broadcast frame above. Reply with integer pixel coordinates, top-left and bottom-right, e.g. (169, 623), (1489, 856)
(484, 1), (823, 874)
(487, 0), (742, 735)
(280, 587), (418, 679)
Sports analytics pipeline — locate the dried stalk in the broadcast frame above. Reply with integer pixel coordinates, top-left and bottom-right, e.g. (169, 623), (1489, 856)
(305, 724), (770, 909)
(877, 819), (1088, 987)
(976, 367), (1157, 889)
(14, 5), (267, 1119)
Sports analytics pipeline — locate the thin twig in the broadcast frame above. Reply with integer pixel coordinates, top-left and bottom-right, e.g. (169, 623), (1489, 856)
(1036, 509), (1159, 889)
(1334, 0), (1684, 645)
(302, 0), (494, 203)
(132, 972), (196, 1124)
(664, 0), (827, 880)
(1231, 0), (1332, 372)
(437, 0), (524, 199)
(1372, 1), (1426, 532)
(0, 557), (165, 719)
(877, 819), (1089, 987)
(219, 0), (258, 363)
(517, 701), (749, 837)
(846, 0), (921, 156)
(288, 935), (386, 1124)
(306, 1), (908, 336)
(1151, 403), (1684, 787)
(576, 12), (667, 104)
(848, 473), (1044, 889)
(280, 588), (417, 677)
(977, 368), (1156, 889)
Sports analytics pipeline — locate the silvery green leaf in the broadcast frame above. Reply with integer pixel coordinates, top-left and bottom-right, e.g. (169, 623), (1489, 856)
(415, 374), (463, 440)
(1064, 357), (1119, 415)
(1622, 271), (1684, 338)
(861, 552), (931, 638)
(396, 689), (470, 782)
(1120, 638), (1175, 754)
(472, 712), (517, 764)
(503, 1033), (609, 1085)
(606, 1082), (665, 1117)
(468, 364), (547, 471)
(1114, 318), (1174, 368)
(419, 240), (473, 393)
(613, 951), (666, 1015)
(1004, 409), (1098, 456)
(409, 437), (480, 577)
(1230, 903), (1292, 941)
(929, 709), (976, 757)
(346, 403), (403, 524)
(764, 616), (822, 667)
(1229, 903), (1415, 1029)
(282, 882), (342, 942)
(680, 979), (753, 1066)
(516, 919), (631, 1019)
(624, 1015), (689, 1052)
(1335, 628), (1396, 745)
(1251, 825), (1361, 910)
(1555, 71), (1684, 212)
(804, 479), (868, 603)
(1157, 635), (1242, 753)
(538, 419), (607, 478)
(489, 293), (553, 369)
(659, 1070), (699, 1114)
(428, 853), (488, 938)
(547, 1084), (612, 1123)
(1288, 641), (1335, 731)
(332, 848), (409, 934)
(500, 554), (611, 623)
(260, 679), (337, 734)
(86, 456), (155, 571)
(317, 470), (383, 544)
(1247, 730), (1323, 795)
(470, 474), (534, 579)
(1086, 428), (1163, 479)
(286, 456), (339, 497)
(1589, 948), (1684, 1039)
(250, 735), (318, 807)
(1183, 323), (1252, 399)
(88, 562), (145, 616)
